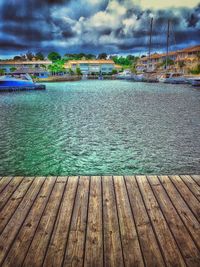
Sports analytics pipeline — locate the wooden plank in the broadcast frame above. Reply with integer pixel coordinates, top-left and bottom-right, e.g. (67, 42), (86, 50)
(113, 176), (144, 267)
(159, 175), (200, 250)
(22, 177), (67, 267)
(170, 175), (200, 221)
(0, 176), (45, 265)
(2, 177), (56, 267)
(192, 175), (200, 186)
(0, 177), (12, 193)
(148, 176), (200, 266)
(102, 176), (124, 267)
(84, 176), (103, 267)
(180, 175), (200, 201)
(125, 176), (166, 267)
(62, 176), (90, 267)
(43, 176), (78, 267)
(0, 177), (23, 211)
(136, 176), (186, 267)
(0, 177), (34, 234)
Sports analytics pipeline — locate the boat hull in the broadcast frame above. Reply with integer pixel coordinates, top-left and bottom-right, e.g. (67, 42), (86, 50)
(0, 84), (46, 92)
(192, 81), (200, 87)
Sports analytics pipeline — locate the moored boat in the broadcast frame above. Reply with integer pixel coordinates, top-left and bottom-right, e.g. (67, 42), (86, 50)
(187, 77), (200, 87)
(0, 74), (45, 92)
(158, 73), (188, 84)
(116, 70), (134, 80)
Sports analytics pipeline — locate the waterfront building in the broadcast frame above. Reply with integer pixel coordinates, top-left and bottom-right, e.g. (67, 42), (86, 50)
(136, 45), (200, 73)
(0, 60), (52, 78)
(65, 59), (116, 74)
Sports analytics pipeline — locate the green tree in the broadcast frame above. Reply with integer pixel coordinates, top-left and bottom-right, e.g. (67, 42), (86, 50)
(10, 67), (17, 72)
(48, 52), (61, 62)
(112, 69), (118, 75)
(35, 52), (44, 60)
(98, 53), (107, 59)
(48, 60), (65, 75)
(160, 58), (174, 68)
(86, 54), (95, 59)
(196, 52), (200, 60)
(68, 68), (74, 75)
(26, 52), (34, 61)
(76, 67), (82, 76)
(190, 64), (200, 75)
(0, 69), (5, 75)
(13, 56), (22, 61)
(127, 55), (135, 61)
(112, 56), (132, 66)
(178, 61), (185, 69)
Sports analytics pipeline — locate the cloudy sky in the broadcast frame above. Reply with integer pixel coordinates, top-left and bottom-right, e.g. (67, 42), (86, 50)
(0, 0), (200, 57)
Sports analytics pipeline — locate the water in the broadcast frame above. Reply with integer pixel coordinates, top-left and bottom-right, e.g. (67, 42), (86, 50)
(0, 80), (200, 175)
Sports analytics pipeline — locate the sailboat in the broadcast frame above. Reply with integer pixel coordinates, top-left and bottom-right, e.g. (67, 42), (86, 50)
(158, 20), (188, 84)
(142, 18), (159, 83)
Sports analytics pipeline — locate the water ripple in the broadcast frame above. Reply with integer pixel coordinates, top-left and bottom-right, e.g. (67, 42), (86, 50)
(0, 80), (200, 175)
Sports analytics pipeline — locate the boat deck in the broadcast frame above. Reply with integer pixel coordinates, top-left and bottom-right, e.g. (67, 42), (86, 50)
(0, 175), (199, 267)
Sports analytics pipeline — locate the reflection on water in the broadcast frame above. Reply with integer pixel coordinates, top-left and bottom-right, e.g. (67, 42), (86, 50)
(0, 80), (200, 175)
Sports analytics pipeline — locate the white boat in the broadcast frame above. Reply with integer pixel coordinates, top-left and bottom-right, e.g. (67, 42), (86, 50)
(116, 70), (134, 80)
(159, 73), (188, 84)
(0, 74), (45, 91)
(132, 74), (145, 81)
(187, 77), (200, 87)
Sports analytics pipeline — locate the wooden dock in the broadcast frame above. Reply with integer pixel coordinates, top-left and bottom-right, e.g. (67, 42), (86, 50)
(0, 175), (199, 267)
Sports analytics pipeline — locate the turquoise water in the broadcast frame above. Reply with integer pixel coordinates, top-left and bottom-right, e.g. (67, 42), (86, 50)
(0, 80), (200, 175)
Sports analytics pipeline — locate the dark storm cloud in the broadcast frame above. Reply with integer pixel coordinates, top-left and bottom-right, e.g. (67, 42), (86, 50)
(0, 39), (29, 50)
(0, 0), (200, 55)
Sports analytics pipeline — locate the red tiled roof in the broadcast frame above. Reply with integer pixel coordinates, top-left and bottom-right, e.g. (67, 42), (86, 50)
(177, 45), (200, 53)
(139, 44), (200, 61)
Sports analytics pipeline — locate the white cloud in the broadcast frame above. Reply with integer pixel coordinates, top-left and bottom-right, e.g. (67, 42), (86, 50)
(140, 0), (199, 9)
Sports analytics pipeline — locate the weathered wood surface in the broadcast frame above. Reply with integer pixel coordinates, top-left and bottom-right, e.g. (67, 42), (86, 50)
(0, 176), (199, 267)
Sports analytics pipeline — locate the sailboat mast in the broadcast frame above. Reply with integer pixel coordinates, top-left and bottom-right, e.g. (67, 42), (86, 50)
(165, 19), (170, 70)
(148, 18), (153, 71)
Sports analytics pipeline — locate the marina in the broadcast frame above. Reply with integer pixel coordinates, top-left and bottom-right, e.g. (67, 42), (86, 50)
(0, 175), (199, 267)
(0, 1), (200, 266)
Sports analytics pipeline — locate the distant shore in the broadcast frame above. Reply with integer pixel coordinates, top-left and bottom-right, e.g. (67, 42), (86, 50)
(35, 75), (117, 83)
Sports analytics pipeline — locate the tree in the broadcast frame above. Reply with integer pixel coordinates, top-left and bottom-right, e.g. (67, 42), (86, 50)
(13, 56), (22, 61)
(76, 67), (82, 76)
(112, 69), (118, 75)
(68, 68), (74, 75)
(159, 58), (174, 68)
(0, 69), (5, 75)
(48, 61), (65, 76)
(127, 55), (135, 61)
(196, 52), (200, 60)
(178, 61), (185, 69)
(26, 52), (34, 61)
(48, 52), (61, 62)
(35, 52), (44, 60)
(10, 67), (17, 72)
(86, 54), (95, 59)
(190, 64), (200, 75)
(98, 53), (107, 59)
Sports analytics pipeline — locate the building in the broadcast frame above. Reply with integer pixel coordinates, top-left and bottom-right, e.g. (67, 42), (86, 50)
(136, 45), (200, 73)
(0, 60), (52, 78)
(65, 59), (116, 74)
